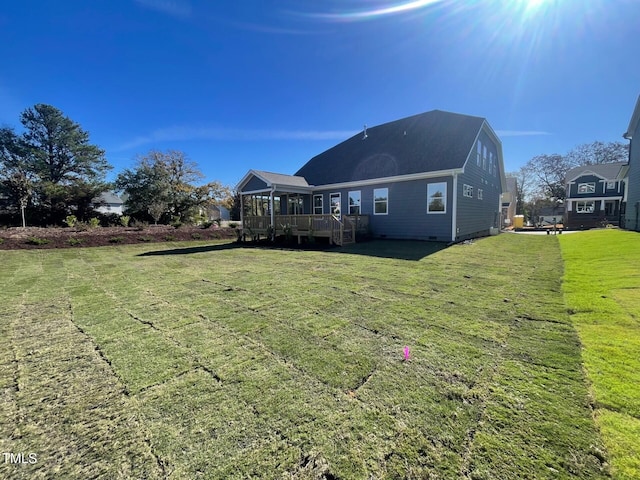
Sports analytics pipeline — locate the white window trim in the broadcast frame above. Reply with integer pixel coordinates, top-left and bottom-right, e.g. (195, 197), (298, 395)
(463, 184), (473, 198)
(373, 188), (389, 216)
(330, 192), (341, 218)
(576, 200), (595, 213)
(313, 194), (323, 215)
(577, 182), (596, 194)
(427, 182), (447, 214)
(478, 188), (483, 200)
(348, 190), (361, 215)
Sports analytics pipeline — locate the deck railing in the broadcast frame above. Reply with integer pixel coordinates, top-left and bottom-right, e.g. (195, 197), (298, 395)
(244, 214), (368, 232)
(243, 214), (368, 244)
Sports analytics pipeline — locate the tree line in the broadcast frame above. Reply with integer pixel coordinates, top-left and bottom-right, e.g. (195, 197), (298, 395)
(2, 103), (629, 228)
(507, 141), (629, 222)
(0, 104), (234, 227)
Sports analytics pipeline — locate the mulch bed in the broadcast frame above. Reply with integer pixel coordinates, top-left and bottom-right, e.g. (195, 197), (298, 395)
(0, 225), (239, 250)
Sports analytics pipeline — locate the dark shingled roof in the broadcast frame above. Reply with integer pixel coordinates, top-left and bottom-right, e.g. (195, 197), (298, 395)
(295, 110), (486, 185)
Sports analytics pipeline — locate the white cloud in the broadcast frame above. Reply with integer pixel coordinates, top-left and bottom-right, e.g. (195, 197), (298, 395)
(134, 0), (192, 18)
(496, 130), (551, 137)
(115, 125), (357, 151)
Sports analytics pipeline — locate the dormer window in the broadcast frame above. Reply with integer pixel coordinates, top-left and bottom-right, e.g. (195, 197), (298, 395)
(606, 181), (616, 190)
(577, 182), (595, 194)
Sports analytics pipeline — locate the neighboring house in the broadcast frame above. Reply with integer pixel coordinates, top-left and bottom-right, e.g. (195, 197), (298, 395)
(501, 177), (518, 227)
(92, 192), (125, 216)
(237, 110), (506, 244)
(209, 205), (231, 222)
(623, 95), (640, 231)
(564, 162), (628, 229)
(536, 205), (565, 227)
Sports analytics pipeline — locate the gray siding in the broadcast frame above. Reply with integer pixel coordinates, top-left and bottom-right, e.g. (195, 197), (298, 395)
(625, 121), (640, 231)
(456, 131), (501, 239)
(243, 176), (269, 192)
(313, 177), (453, 241)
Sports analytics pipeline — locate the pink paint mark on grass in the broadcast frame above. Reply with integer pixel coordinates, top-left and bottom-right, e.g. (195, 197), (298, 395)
(403, 346), (410, 361)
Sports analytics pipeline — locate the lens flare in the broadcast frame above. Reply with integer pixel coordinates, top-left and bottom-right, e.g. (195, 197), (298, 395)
(298, 0), (445, 22)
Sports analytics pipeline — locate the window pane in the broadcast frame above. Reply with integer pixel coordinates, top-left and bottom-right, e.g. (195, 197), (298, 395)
(349, 191), (361, 215)
(427, 182), (447, 213)
(373, 188), (388, 215)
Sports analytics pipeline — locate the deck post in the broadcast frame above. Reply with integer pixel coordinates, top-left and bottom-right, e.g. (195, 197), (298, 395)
(240, 194), (245, 241)
(269, 189), (275, 239)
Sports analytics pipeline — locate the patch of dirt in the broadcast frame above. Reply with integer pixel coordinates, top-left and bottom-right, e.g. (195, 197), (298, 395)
(0, 225), (238, 250)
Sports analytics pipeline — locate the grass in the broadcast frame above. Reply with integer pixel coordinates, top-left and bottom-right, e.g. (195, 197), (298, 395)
(559, 229), (640, 479)
(0, 235), (609, 479)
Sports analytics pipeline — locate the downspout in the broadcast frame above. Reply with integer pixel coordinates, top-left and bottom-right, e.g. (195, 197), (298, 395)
(451, 173), (458, 242)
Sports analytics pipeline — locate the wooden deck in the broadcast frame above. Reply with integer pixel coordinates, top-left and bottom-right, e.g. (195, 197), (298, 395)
(242, 214), (369, 246)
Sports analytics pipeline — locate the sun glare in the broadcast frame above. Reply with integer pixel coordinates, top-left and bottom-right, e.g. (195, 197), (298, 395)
(298, 0), (445, 22)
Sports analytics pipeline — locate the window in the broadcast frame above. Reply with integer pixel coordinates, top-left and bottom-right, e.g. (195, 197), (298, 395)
(606, 181), (616, 190)
(577, 182), (595, 194)
(373, 188), (388, 215)
(288, 195), (303, 214)
(477, 141), (482, 166)
(427, 182), (447, 214)
(483, 146), (488, 170)
(330, 193), (341, 218)
(463, 184), (473, 198)
(348, 191), (361, 215)
(313, 194), (323, 214)
(478, 189), (483, 200)
(576, 201), (595, 213)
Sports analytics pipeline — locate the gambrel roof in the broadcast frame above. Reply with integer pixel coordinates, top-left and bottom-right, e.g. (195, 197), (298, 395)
(294, 110), (486, 185)
(624, 95), (640, 140)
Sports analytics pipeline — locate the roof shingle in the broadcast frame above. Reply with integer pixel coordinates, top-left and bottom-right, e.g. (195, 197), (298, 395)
(295, 110), (485, 185)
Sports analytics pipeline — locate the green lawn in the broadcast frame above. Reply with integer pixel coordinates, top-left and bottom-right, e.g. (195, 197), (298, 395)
(0, 235), (609, 479)
(559, 229), (640, 480)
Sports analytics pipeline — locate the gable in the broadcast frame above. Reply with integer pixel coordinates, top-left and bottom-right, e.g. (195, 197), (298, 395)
(566, 162), (628, 183)
(295, 110), (485, 186)
(237, 169), (310, 193)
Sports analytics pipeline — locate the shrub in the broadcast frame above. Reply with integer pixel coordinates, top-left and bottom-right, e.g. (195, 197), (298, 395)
(172, 221), (183, 229)
(229, 223), (238, 229)
(68, 237), (83, 246)
(0, 238), (4, 245)
(137, 236), (152, 242)
(201, 221), (213, 229)
(89, 217), (100, 229)
(120, 215), (131, 227)
(191, 232), (202, 240)
(108, 236), (124, 243)
(164, 235), (176, 241)
(131, 219), (148, 231)
(64, 215), (78, 228)
(26, 237), (50, 246)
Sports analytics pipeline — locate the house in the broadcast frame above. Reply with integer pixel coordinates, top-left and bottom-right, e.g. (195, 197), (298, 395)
(623, 95), (640, 231)
(92, 192), (125, 216)
(237, 110), (506, 244)
(536, 205), (565, 227)
(564, 162), (628, 229)
(208, 204), (231, 222)
(501, 177), (518, 228)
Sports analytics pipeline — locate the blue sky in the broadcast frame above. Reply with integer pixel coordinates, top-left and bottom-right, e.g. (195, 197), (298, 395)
(1, 0), (639, 188)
